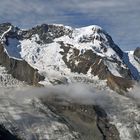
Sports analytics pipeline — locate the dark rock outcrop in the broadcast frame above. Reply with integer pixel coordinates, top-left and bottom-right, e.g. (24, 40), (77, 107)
(134, 47), (140, 64)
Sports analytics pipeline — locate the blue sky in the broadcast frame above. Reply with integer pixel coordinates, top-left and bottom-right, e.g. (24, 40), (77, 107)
(0, 0), (140, 51)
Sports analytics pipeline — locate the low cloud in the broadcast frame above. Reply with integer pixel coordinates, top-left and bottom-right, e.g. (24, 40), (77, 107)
(127, 83), (140, 104)
(12, 83), (116, 111)
(12, 82), (140, 110)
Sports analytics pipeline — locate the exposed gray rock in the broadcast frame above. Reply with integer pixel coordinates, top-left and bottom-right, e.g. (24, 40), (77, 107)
(134, 47), (140, 64)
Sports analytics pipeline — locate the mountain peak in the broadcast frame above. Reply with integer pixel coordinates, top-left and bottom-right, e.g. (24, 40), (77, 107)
(0, 22), (139, 93)
(77, 25), (104, 34)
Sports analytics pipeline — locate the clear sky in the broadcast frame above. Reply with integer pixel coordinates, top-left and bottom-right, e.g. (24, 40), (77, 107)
(0, 0), (140, 51)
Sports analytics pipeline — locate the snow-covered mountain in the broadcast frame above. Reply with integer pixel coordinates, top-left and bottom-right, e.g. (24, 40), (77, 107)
(0, 23), (140, 140)
(0, 23), (139, 93)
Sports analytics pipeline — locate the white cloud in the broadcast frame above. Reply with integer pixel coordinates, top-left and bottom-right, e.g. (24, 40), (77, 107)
(0, 0), (140, 50)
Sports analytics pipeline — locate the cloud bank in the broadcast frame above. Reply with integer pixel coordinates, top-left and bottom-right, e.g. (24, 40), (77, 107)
(0, 0), (140, 51)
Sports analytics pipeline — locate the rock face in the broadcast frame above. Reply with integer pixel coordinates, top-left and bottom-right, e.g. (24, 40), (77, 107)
(59, 41), (133, 92)
(107, 74), (133, 94)
(0, 22), (138, 92)
(134, 47), (140, 64)
(41, 94), (120, 140)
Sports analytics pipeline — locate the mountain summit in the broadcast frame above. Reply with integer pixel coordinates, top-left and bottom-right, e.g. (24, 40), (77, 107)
(0, 23), (140, 140)
(0, 23), (140, 93)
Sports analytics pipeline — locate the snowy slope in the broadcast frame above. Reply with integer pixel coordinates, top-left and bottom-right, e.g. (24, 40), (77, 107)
(4, 25), (121, 60)
(0, 24), (132, 86)
(55, 25), (121, 61)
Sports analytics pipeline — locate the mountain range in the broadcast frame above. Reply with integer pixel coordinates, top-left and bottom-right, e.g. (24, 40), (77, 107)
(0, 22), (140, 140)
